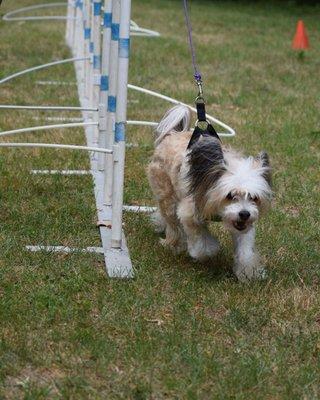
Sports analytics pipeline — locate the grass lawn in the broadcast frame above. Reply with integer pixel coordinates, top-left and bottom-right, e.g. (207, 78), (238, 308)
(0, 0), (320, 398)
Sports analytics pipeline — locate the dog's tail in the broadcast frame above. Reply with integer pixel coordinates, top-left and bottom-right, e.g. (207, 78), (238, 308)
(155, 105), (191, 146)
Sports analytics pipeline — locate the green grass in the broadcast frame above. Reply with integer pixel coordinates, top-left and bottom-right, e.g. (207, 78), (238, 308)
(0, 0), (320, 398)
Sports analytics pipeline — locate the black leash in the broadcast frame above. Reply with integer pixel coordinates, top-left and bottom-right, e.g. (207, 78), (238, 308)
(182, 0), (221, 148)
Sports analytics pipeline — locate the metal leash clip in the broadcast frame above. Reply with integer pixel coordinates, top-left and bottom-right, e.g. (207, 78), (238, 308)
(195, 81), (209, 130)
(195, 76), (203, 97)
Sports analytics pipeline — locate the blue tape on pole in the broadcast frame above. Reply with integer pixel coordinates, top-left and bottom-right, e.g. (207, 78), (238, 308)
(90, 42), (94, 53)
(100, 75), (109, 91)
(84, 28), (91, 39)
(108, 96), (116, 112)
(93, 1), (101, 16)
(104, 12), (112, 28)
(111, 23), (120, 41)
(119, 38), (130, 58)
(93, 55), (101, 69)
(79, 1), (83, 10)
(115, 122), (125, 142)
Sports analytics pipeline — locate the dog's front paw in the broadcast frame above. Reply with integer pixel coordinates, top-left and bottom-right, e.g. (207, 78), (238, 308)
(160, 238), (187, 254)
(233, 254), (267, 282)
(188, 235), (220, 261)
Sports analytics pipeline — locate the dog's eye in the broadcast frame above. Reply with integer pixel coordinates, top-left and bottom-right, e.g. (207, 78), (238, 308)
(249, 194), (259, 203)
(226, 192), (234, 200)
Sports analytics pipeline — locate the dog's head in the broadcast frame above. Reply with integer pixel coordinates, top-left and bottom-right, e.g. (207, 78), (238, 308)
(187, 136), (272, 233)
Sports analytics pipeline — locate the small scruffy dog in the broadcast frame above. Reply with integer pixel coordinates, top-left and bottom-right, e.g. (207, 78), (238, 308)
(147, 105), (272, 281)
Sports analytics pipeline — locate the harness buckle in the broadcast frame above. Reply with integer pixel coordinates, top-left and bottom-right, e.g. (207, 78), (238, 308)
(195, 79), (203, 98)
(195, 119), (209, 130)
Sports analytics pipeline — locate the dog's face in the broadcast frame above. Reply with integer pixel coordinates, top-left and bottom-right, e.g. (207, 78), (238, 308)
(187, 137), (272, 233)
(219, 190), (263, 233)
(206, 150), (272, 233)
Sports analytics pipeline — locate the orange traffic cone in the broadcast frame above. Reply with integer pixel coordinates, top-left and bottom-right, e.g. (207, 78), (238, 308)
(292, 20), (309, 50)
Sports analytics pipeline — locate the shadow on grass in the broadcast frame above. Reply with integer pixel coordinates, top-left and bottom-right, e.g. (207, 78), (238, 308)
(125, 213), (235, 284)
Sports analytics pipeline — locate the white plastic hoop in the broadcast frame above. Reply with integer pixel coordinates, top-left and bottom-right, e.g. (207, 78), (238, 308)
(0, 57), (89, 85)
(2, 3), (161, 37)
(0, 142), (112, 153)
(128, 84), (236, 137)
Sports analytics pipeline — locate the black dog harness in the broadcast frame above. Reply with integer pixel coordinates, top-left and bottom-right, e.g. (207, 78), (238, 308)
(187, 96), (221, 149)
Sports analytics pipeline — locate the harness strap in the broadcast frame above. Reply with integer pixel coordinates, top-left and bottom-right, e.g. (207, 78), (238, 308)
(196, 100), (206, 122)
(187, 124), (221, 149)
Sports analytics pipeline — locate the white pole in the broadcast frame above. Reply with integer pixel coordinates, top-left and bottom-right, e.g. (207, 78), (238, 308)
(104, 0), (120, 205)
(89, 0), (102, 146)
(100, 0), (112, 106)
(66, 0), (72, 46)
(85, 1), (96, 148)
(88, 1), (94, 110)
(84, 0), (92, 101)
(77, 2), (85, 79)
(98, 0), (112, 170)
(68, 1), (77, 48)
(73, 1), (81, 56)
(79, 1), (87, 98)
(111, 0), (131, 248)
(92, 0), (102, 108)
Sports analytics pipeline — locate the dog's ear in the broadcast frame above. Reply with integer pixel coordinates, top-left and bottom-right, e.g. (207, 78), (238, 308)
(257, 151), (271, 186)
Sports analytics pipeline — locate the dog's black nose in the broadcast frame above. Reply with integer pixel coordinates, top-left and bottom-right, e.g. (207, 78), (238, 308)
(239, 210), (250, 221)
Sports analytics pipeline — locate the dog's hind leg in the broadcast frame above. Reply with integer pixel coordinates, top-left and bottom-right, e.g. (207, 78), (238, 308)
(158, 198), (186, 254)
(147, 162), (186, 253)
(178, 198), (220, 261)
(150, 209), (166, 233)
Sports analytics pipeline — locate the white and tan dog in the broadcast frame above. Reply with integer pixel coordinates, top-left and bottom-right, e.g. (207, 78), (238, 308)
(147, 105), (272, 281)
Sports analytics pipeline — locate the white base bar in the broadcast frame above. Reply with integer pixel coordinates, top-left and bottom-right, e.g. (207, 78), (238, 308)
(30, 169), (91, 175)
(123, 205), (156, 213)
(127, 120), (157, 127)
(32, 116), (84, 122)
(26, 245), (104, 254)
(36, 80), (77, 86)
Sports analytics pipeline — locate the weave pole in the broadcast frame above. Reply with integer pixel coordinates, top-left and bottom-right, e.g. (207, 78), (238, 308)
(82, 0), (91, 100)
(104, 0), (121, 203)
(66, 0), (72, 45)
(98, 0), (112, 170)
(111, 0), (131, 248)
(68, 0), (134, 276)
(92, 0), (102, 114)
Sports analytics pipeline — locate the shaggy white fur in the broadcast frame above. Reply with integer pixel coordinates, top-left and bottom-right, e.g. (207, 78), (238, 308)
(148, 106), (272, 281)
